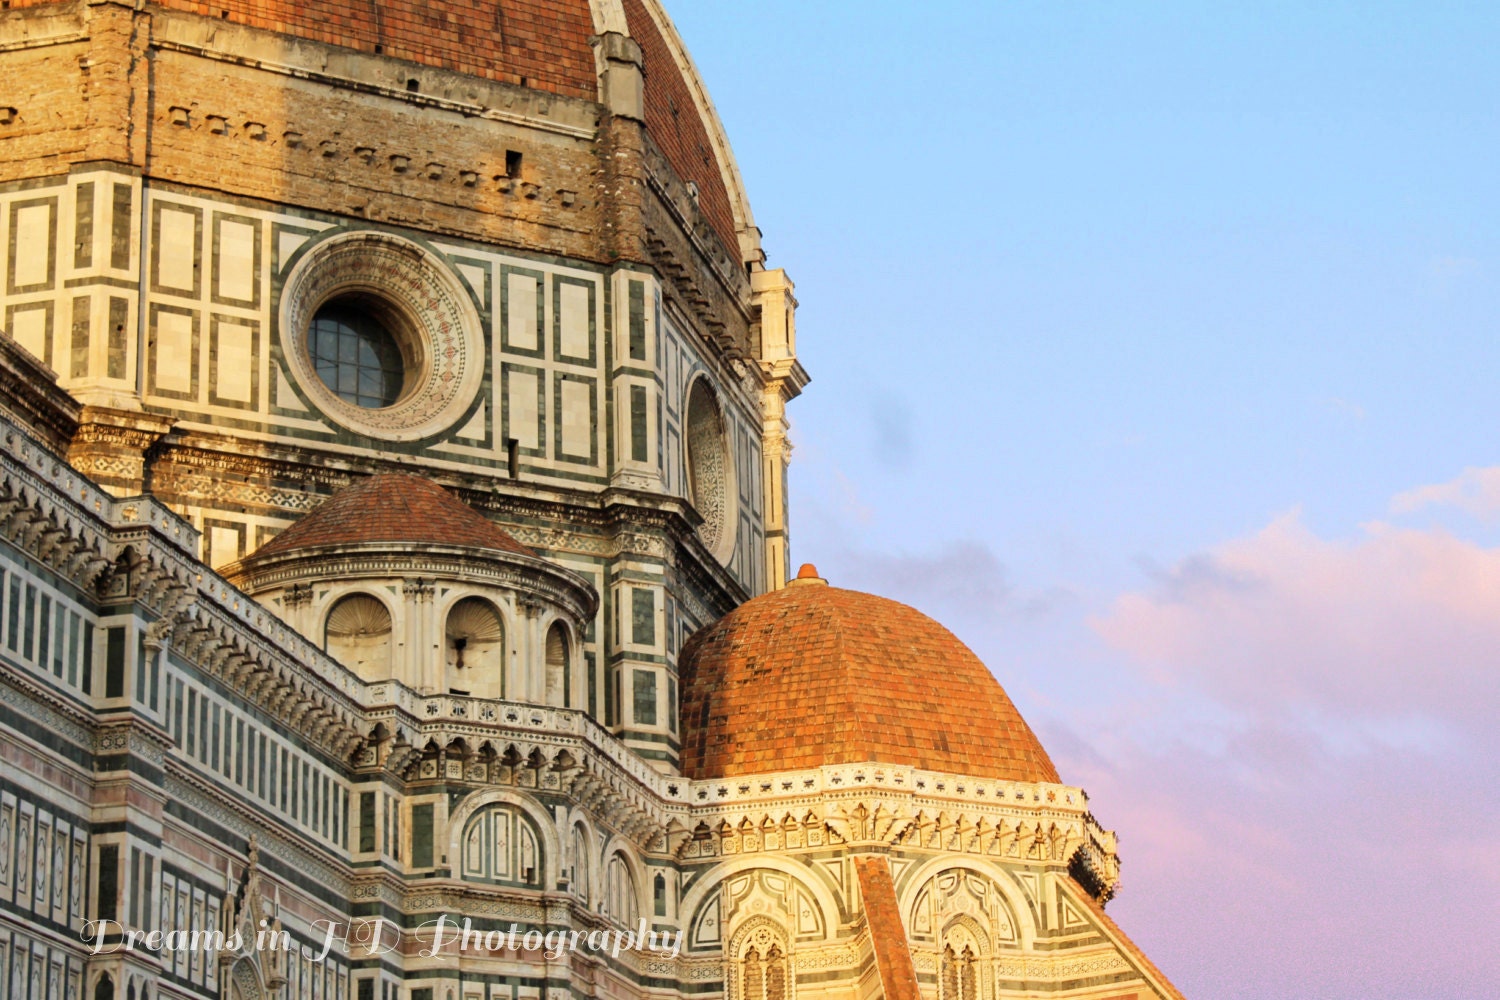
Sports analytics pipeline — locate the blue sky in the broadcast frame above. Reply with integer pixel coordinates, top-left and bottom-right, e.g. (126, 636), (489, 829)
(674, 3), (1500, 998)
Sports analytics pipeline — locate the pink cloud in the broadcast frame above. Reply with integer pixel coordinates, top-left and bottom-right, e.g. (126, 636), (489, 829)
(1074, 505), (1500, 997)
(1092, 510), (1500, 741)
(802, 497), (1500, 997)
(1050, 725), (1500, 1000)
(1391, 465), (1500, 523)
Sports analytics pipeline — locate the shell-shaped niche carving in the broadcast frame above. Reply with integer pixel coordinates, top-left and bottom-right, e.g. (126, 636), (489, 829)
(446, 597), (506, 698)
(324, 594), (392, 680)
(447, 597), (504, 641)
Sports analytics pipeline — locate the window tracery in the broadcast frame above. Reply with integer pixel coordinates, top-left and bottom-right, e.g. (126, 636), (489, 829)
(728, 921), (792, 1000)
(602, 852), (639, 926)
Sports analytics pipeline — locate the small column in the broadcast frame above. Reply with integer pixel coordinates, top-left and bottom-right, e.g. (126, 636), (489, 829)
(401, 579), (436, 693)
(516, 597), (545, 703)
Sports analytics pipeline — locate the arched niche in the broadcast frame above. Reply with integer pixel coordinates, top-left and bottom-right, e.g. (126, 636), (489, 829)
(905, 865), (1022, 997)
(445, 596), (505, 698)
(544, 620), (571, 707)
(323, 593), (393, 680)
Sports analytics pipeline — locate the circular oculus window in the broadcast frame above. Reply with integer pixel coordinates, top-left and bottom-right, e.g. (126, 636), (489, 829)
(279, 231), (484, 441)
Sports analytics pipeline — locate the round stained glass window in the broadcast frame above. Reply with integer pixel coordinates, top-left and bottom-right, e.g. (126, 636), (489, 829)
(307, 303), (406, 409)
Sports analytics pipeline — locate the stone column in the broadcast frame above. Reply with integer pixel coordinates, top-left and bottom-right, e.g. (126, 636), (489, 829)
(401, 579), (436, 694)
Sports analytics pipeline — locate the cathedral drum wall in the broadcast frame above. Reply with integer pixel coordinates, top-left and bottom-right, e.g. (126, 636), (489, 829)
(0, 0), (775, 762)
(0, 1), (1185, 999)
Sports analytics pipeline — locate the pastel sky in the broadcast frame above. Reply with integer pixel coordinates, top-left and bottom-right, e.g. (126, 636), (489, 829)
(673, 3), (1500, 998)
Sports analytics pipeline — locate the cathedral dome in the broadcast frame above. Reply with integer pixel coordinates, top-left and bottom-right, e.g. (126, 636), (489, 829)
(678, 566), (1061, 783)
(140, 0), (602, 99)
(248, 473), (532, 560)
(100, 0), (753, 258)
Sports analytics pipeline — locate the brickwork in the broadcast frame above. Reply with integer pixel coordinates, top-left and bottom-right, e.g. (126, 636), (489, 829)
(856, 856), (923, 1000)
(0, 13), (95, 178)
(249, 473), (533, 559)
(678, 575), (1062, 782)
(11, 0), (599, 99)
(621, 0), (740, 255)
(144, 22), (606, 260)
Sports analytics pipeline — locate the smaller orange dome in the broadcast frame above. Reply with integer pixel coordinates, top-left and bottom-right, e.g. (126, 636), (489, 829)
(678, 583), (1060, 783)
(249, 474), (531, 560)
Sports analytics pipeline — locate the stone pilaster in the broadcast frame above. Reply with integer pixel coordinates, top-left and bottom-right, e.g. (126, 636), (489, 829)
(751, 269), (809, 588)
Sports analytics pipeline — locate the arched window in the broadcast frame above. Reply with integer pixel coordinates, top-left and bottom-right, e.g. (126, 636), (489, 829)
(744, 949), (763, 1000)
(653, 872), (667, 916)
(544, 621), (570, 707)
(731, 921), (792, 1000)
(460, 804), (541, 886)
(740, 942), (789, 1000)
(445, 597), (505, 698)
(602, 852), (638, 927)
(323, 594), (392, 680)
(765, 944), (788, 1000)
(940, 943), (980, 1000)
(94, 975), (114, 1000)
(570, 824), (591, 902)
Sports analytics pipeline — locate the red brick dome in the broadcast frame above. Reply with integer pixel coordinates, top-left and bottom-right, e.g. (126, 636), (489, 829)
(678, 569), (1061, 783)
(80, 0), (603, 99)
(250, 473), (531, 560)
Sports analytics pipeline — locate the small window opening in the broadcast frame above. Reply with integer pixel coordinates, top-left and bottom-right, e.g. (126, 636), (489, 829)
(505, 150), (523, 178)
(406, 78), (420, 93)
(307, 298), (408, 409)
(507, 438), (520, 478)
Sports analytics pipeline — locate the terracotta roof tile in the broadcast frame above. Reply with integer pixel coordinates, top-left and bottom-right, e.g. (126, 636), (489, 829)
(250, 474), (531, 560)
(854, 856), (921, 1000)
(621, 0), (740, 254)
(678, 577), (1061, 783)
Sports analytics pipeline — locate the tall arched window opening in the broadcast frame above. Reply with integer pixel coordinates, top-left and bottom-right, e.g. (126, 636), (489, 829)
(446, 597), (505, 698)
(940, 944), (980, 1000)
(545, 621), (570, 707)
(685, 379), (730, 556)
(603, 853), (638, 926)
